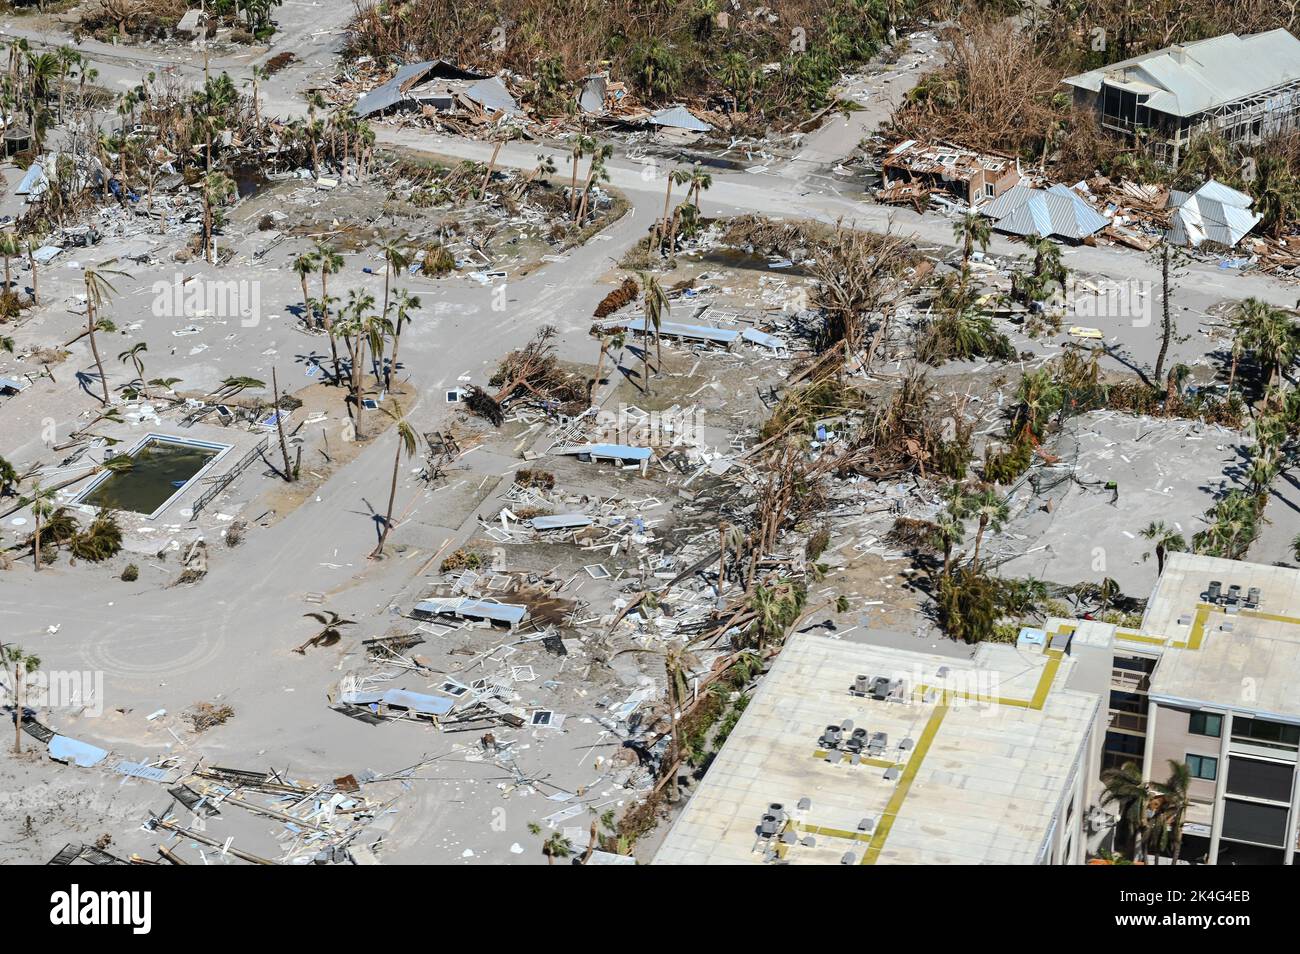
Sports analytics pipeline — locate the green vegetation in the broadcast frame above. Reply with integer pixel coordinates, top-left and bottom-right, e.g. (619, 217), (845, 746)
(349, 0), (916, 128)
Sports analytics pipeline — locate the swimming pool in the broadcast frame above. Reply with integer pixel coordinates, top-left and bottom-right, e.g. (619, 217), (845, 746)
(76, 434), (231, 518)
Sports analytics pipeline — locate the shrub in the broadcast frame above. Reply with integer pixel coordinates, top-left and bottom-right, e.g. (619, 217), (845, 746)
(121, 563), (139, 582)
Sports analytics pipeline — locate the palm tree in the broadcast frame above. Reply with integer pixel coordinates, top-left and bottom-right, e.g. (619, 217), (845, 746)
(953, 212), (992, 279)
(662, 641), (700, 803)
(1229, 298), (1297, 389)
(25, 238), (40, 305)
(1101, 761), (1153, 862)
(0, 454), (18, 498)
(385, 289), (421, 392)
(1140, 521), (1186, 576)
(211, 375), (265, 399)
(568, 134), (594, 218)
(576, 143), (613, 223)
(370, 401), (418, 558)
(933, 509), (965, 578)
(637, 271), (668, 386)
(20, 481), (57, 572)
(294, 611), (357, 654)
(1251, 155), (1300, 238)
(0, 231), (20, 293)
(201, 171), (235, 262)
(313, 241), (345, 382)
(964, 487), (1008, 570)
(3, 645), (39, 753)
(377, 239), (409, 321)
(83, 267), (126, 405)
(526, 823), (573, 865)
(748, 578), (806, 651)
(685, 165), (713, 208)
(293, 251), (319, 325)
(658, 166), (692, 249)
(588, 329), (624, 400)
(1151, 760), (1191, 865)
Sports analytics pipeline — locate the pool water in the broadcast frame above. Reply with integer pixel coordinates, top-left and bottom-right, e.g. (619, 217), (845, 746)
(81, 439), (220, 515)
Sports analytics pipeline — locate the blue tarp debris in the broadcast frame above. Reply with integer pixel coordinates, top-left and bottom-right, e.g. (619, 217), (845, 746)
(48, 735), (109, 767)
(530, 513), (594, 531)
(554, 443), (652, 463)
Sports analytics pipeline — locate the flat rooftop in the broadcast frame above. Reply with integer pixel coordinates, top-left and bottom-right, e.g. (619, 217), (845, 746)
(652, 634), (1098, 865)
(1143, 552), (1300, 723)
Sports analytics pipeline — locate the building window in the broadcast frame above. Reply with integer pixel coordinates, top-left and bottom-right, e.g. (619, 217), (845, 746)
(1226, 757), (1294, 803)
(1231, 717), (1300, 751)
(1187, 754), (1218, 781)
(1189, 711), (1222, 737)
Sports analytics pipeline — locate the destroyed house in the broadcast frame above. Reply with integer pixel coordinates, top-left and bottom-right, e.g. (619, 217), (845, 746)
(880, 140), (1020, 206)
(1062, 30), (1300, 165)
(353, 60), (489, 118)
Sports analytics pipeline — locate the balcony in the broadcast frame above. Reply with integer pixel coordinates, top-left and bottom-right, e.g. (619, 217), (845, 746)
(1109, 710), (1148, 734)
(1110, 668), (1150, 693)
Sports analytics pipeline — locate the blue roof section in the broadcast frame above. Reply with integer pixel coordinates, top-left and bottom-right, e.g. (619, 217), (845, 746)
(113, 760), (171, 781)
(530, 513), (594, 530)
(555, 443), (653, 461)
(48, 735), (109, 767)
(741, 328), (785, 350)
(599, 318), (739, 344)
(414, 598), (528, 626)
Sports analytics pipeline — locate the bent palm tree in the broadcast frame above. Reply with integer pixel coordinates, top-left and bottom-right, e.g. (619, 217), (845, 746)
(295, 611), (356, 654)
(370, 402), (418, 558)
(83, 267), (127, 405)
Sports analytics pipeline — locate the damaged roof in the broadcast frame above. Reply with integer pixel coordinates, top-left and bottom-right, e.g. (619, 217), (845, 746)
(649, 105), (713, 132)
(465, 76), (522, 116)
(353, 60), (487, 117)
(883, 139), (1016, 180)
(1165, 179), (1261, 248)
(980, 184), (1109, 240)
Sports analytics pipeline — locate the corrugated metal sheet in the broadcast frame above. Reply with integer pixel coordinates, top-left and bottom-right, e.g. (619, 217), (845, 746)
(649, 105), (713, 132)
(578, 75), (607, 114)
(982, 184), (1107, 240)
(599, 318), (739, 344)
(354, 61), (486, 117)
(1166, 179), (1261, 247)
(465, 77), (521, 115)
(414, 597), (528, 626)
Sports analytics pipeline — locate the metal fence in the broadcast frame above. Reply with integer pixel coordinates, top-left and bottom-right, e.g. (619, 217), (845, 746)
(191, 435), (269, 517)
